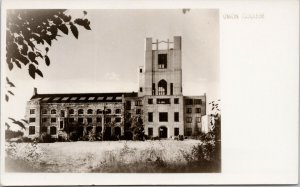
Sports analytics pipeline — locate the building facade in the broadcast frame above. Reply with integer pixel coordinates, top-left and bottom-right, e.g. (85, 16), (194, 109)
(24, 36), (207, 140)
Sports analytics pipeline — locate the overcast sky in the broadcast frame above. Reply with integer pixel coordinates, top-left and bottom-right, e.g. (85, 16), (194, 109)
(5, 9), (219, 128)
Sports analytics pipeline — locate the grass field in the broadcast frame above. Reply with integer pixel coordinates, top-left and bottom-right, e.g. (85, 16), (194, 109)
(5, 140), (220, 173)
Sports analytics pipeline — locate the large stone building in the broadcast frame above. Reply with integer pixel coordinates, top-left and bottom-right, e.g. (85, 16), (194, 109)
(24, 36), (207, 140)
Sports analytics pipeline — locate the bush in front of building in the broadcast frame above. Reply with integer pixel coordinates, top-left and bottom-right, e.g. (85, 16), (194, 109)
(5, 130), (24, 140)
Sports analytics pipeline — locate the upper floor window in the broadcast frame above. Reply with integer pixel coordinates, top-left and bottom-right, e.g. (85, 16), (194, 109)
(194, 99), (202, 105)
(148, 112), (153, 122)
(158, 79), (167, 95)
(30, 109), (35, 114)
(185, 99), (193, 105)
(158, 54), (167, 69)
(126, 101), (131, 110)
(159, 112), (168, 122)
(186, 117), (192, 123)
(51, 118), (57, 123)
(29, 118), (35, 123)
(115, 109), (121, 114)
(174, 112), (179, 122)
(174, 98), (179, 104)
(148, 99), (153, 104)
(69, 109), (75, 115)
(186, 108), (192, 114)
(78, 118), (84, 124)
(195, 108), (201, 113)
(135, 100), (142, 106)
(42, 109), (47, 114)
(87, 109), (93, 114)
(157, 98), (170, 104)
(51, 109), (56, 114)
(78, 109), (84, 115)
(136, 109), (142, 115)
(105, 109), (111, 114)
(97, 109), (102, 114)
(115, 117), (121, 123)
(87, 118), (93, 123)
(139, 87), (143, 92)
(60, 110), (65, 117)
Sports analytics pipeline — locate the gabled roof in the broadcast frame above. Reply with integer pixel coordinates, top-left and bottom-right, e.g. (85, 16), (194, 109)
(30, 92), (138, 103)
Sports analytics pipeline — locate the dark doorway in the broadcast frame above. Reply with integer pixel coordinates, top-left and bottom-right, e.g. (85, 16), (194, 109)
(104, 127), (111, 140)
(159, 126), (168, 138)
(114, 127), (121, 137)
(124, 131), (133, 140)
(77, 126), (84, 137)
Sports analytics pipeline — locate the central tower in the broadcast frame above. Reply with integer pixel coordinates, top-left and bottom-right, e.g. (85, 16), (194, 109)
(139, 36), (184, 138)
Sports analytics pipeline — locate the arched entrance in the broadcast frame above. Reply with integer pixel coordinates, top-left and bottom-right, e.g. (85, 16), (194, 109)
(159, 126), (168, 138)
(114, 127), (121, 137)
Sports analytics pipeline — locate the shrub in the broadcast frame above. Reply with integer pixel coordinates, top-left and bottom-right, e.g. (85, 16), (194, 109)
(69, 131), (79, 141)
(5, 130), (24, 140)
(22, 137), (33, 143)
(40, 133), (54, 143)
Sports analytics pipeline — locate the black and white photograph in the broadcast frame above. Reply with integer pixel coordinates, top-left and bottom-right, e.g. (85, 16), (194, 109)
(4, 9), (221, 173)
(1, 0), (298, 186)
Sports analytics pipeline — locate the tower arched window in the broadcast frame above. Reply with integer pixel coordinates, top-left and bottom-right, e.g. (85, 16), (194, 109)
(97, 109), (102, 114)
(78, 109), (84, 115)
(158, 79), (167, 95)
(69, 109), (75, 115)
(87, 109), (93, 114)
(51, 109), (56, 114)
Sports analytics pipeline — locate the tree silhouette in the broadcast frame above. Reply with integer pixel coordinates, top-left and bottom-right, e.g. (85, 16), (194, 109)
(5, 9), (91, 130)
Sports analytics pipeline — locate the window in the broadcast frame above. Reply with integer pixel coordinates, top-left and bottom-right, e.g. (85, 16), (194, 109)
(87, 118), (93, 123)
(30, 109), (35, 114)
(97, 109), (102, 114)
(87, 109), (93, 114)
(60, 121), (64, 129)
(157, 98), (170, 104)
(195, 108), (201, 113)
(78, 109), (84, 115)
(148, 99), (153, 104)
(51, 118), (56, 123)
(42, 118), (47, 123)
(97, 117), (102, 123)
(60, 110), (65, 117)
(148, 128), (153, 137)
(185, 128), (192, 136)
(135, 100), (142, 106)
(174, 128), (179, 136)
(29, 126), (35, 135)
(139, 87), (143, 92)
(196, 117), (201, 123)
(105, 109), (111, 114)
(29, 118), (35, 123)
(148, 112), (153, 122)
(174, 98), (179, 104)
(115, 117), (121, 123)
(159, 112), (168, 122)
(51, 109), (56, 114)
(42, 109), (47, 114)
(194, 99), (202, 105)
(115, 109), (121, 114)
(126, 101), (131, 110)
(136, 109), (141, 114)
(106, 117), (111, 123)
(78, 118), (84, 123)
(69, 118), (74, 123)
(158, 54), (167, 69)
(140, 68), (143, 73)
(152, 83), (156, 95)
(174, 112), (179, 122)
(170, 83), (173, 95)
(69, 109), (75, 115)
(50, 126), (57, 135)
(186, 117), (192, 123)
(186, 108), (192, 114)
(158, 79), (167, 95)
(185, 99), (193, 105)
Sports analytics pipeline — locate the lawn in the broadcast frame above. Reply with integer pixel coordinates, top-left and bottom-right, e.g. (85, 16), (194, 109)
(5, 140), (220, 173)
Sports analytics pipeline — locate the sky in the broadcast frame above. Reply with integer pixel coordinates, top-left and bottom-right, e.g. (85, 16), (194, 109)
(5, 9), (219, 129)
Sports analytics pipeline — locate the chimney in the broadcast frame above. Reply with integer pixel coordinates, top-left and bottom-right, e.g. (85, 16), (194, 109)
(33, 87), (38, 96)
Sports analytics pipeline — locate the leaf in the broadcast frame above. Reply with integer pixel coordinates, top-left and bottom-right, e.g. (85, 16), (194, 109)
(36, 52), (43, 59)
(5, 123), (10, 130)
(58, 24), (68, 35)
(45, 55), (50, 66)
(35, 68), (43, 77)
(28, 52), (38, 64)
(21, 43), (28, 55)
(28, 64), (36, 79)
(13, 121), (26, 130)
(45, 47), (49, 52)
(6, 77), (15, 87)
(8, 62), (13, 70)
(21, 119), (28, 124)
(8, 117), (16, 122)
(8, 90), (14, 95)
(70, 23), (78, 39)
(5, 94), (9, 102)
(83, 10), (87, 15)
(74, 18), (91, 30)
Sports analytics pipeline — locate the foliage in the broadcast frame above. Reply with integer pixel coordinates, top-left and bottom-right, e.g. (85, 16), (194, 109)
(7, 117), (28, 130)
(131, 116), (145, 141)
(208, 99), (221, 141)
(39, 132), (54, 143)
(5, 129), (24, 140)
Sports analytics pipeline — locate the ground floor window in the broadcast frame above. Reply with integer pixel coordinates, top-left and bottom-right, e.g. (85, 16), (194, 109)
(185, 127), (192, 136)
(50, 126), (57, 135)
(60, 121), (64, 129)
(148, 127), (153, 137)
(29, 126), (35, 135)
(174, 128), (179, 136)
(29, 118), (35, 123)
(196, 117), (201, 123)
